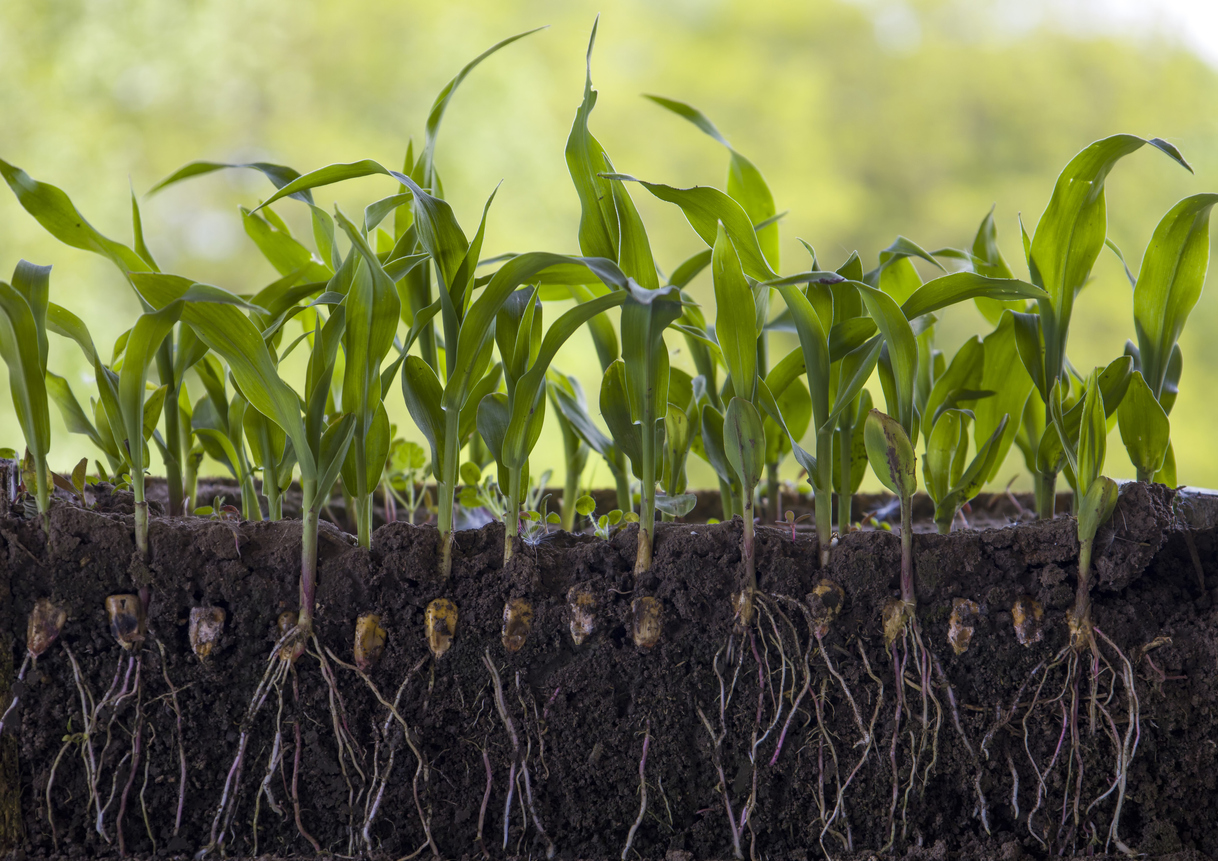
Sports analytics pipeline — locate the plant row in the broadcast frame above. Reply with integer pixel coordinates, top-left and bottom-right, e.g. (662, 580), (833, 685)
(0, 22), (1213, 644)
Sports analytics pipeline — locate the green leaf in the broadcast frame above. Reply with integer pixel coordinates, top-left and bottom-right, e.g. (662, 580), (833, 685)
(645, 94), (780, 269)
(1077, 475), (1118, 544)
(923, 336), (984, 443)
(855, 283), (917, 436)
(601, 360), (642, 476)
(148, 160), (315, 203)
(974, 312), (1034, 482)
(654, 492), (698, 518)
(712, 222), (757, 400)
(1075, 370), (1107, 495)
(0, 160), (151, 274)
(610, 175), (778, 281)
(1117, 370), (1170, 480)
(1030, 135), (1190, 380)
(0, 276), (51, 474)
(723, 397), (765, 493)
(864, 409), (916, 499)
(575, 495), (596, 517)
(241, 208), (332, 284)
(416, 26), (546, 189)
(401, 356), (446, 482)
(901, 272), (1045, 321)
(1131, 194), (1218, 398)
(119, 302), (182, 474)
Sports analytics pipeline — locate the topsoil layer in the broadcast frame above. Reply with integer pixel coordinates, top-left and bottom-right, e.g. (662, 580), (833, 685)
(1, 481), (1217, 861)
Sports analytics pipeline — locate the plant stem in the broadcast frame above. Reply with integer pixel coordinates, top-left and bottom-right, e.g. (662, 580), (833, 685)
(354, 434), (371, 549)
(935, 517), (952, 535)
(162, 384), (184, 517)
(240, 471), (261, 522)
(1035, 472), (1056, 520)
(1136, 467), (1153, 484)
(298, 479), (319, 636)
(719, 478), (735, 522)
(561, 456), (580, 533)
(635, 409), (656, 578)
(838, 424), (853, 535)
(133, 473), (150, 564)
(266, 479), (283, 522)
(34, 455), (50, 537)
(504, 466), (521, 565)
(438, 407), (461, 580)
(613, 459), (632, 514)
(356, 494), (372, 549)
(900, 492), (914, 606)
(767, 462), (780, 524)
(183, 451), (200, 515)
(816, 430), (833, 567)
(740, 488), (756, 623)
(1071, 536), (1094, 645)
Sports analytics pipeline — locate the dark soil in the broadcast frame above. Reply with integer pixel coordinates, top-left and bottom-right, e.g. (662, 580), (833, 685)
(1, 480), (1216, 861)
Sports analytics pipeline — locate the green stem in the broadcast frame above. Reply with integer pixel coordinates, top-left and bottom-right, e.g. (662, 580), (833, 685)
(935, 517), (952, 535)
(837, 425), (853, 535)
(718, 477), (735, 522)
(240, 470), (262, 522)
(635, 408), (657, 578)
(437, 407), (461, 580)
(298, 479), (319, 635)
(613, 459), (632, 514)
(163, 385), (184, 517)
(815, 430), (833, 567)
(767, 462), (780, 524)
(1136, 467), (1153, 484)
(34, 455), (50, 537)
(561, 455), (580, 533)
(354, 434), (371, 550)
(900, 492), (914, 606)
(267, 480), (283, 521)
(504, 466), (521, 565)
(1071, 535), (1094, 644)
(1035, 471), (1057, 520)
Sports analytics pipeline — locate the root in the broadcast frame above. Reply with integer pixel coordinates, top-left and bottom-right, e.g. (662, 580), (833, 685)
(325, 649), (434, 856)
(310, 635), (367, 855)
(933, 655), (988, 834)
(621, 721), (651, 860)
(697, 644), (743, 860)
(154, 639), (189, 836)
(477, 748), (492, 860)
(252, 675), (287, 855)
(483, 650), (555, 859)
(195, 624), (296, 859)
(290, 668), (322, 853)
(115, 656), (145, 856)
(0, 653), (31, 735)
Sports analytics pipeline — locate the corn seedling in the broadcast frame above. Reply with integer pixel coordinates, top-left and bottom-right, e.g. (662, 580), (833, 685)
(1008, 135), (1191, 517)
(548, 369), (633, 513)
(1116, 193), (1218, 482)
(546, 371), (592, 531)
(0, 260), (53, 535)
(476, 284), (626, 564)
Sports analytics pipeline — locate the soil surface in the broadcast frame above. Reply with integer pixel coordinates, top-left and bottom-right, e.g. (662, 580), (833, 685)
(1, 480), (1216, 861)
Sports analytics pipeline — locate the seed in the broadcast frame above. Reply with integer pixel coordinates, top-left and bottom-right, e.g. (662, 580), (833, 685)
(881, 598), (909, 648)
(189, 606), (226, 661)
(1011, 596), (1044, 647)
(278, 611), (303, 663)
(354, 613), (387, 671)
(26, 598), (66, 658)
(567, 586), (597, 645)
(426, 598), (458, 659)
(106, 594), (145, 650)
(948, 598), (981, 655)
(631, 597), (662, 649)
(808, 579), (846, 637)
(501, 599), (534, 653)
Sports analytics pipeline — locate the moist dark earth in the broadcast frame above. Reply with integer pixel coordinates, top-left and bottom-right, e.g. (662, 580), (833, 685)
(1, 481), (1216, 861)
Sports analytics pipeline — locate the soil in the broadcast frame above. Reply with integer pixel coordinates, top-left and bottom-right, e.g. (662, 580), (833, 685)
(1, 478), (1216, 861)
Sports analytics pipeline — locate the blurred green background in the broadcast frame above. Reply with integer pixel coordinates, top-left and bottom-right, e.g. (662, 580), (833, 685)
(3, 0), (1218, 494)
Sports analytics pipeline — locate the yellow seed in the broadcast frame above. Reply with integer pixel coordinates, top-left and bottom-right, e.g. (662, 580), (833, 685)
(501, 599), (534, 653)
(354, 613), (387, 671)
(631, 597), (662, 649)
(947, 598), (981, 655)
(106, 594), (145, 650)
(808, 579), (846, 637)
(426, 598), (458, 659)
(567, 586), (596, 646)
(881, 598), (909, 648)
(278, 611), (303, 663)
(26, 598), (66, 658)
(1011, 596), (1044, 647)
(189, 606), (226, 661)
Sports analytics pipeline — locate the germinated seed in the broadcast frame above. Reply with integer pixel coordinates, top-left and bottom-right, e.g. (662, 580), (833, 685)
(426, 598), (458, 659)
(567, 586), (597, 646)
(1011, 596), (1044, 647)
(631, 597), (662, 649)
(354, 613), (387, 671)
(106, 594), (145, 650)
(189, 606), (225, 661)
(501, 599), (534, 653)
(26, 598), (65, 658)
(947, 598), (981, 655)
